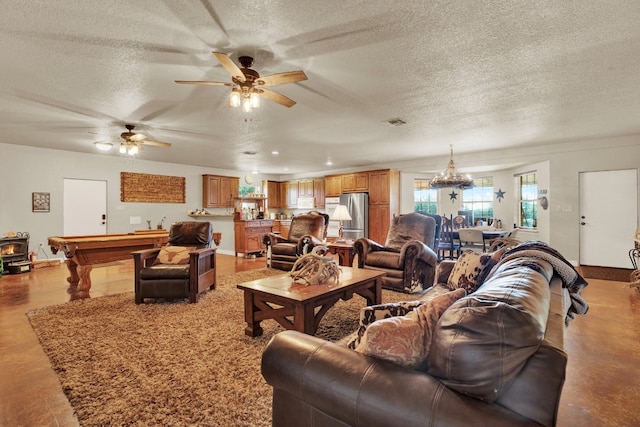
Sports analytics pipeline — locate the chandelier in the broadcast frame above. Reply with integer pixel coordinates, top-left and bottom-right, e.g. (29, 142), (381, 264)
(429, 145), (474, 189)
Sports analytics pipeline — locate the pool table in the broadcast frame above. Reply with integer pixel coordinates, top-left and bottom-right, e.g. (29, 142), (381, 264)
(48, 231), (169, 291)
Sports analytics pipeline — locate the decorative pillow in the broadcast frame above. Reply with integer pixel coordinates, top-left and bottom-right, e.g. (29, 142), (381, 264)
(353, 289), (466, 368)
(347, 301), (423, 350)
(446, 249), (504, 294)
(153, 246), (194, 265)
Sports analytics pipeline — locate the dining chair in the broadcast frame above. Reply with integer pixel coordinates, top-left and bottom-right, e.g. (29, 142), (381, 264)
(452, 215), (468, 230)
(438, 216), (460, 260)
(457, 228), (486, 253)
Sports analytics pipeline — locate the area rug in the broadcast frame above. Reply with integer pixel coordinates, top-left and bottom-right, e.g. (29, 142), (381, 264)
(27, 268), (416, 426)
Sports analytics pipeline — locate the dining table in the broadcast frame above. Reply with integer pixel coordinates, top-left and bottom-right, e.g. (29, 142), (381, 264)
(452, 228), (509, 241)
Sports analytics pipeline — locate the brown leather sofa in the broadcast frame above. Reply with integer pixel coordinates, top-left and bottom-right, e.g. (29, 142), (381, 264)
(262, 242), (589, 427)
(263, 211), (329, 270)
(354, 212), (437, 293)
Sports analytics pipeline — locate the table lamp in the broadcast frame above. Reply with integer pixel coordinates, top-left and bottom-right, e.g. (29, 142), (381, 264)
(331, 205), (352, 241)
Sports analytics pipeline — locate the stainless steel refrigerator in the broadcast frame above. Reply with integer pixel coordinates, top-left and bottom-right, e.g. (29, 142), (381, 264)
(339, 193), (369, 239)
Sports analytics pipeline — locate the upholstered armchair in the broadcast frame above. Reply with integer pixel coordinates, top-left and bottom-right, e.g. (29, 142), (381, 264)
(263, 211), (329, 271)
(133, 221), (216, 304)
(354, 212), (437, 293)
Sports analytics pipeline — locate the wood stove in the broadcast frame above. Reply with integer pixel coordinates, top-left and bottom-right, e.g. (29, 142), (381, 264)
(1, 232), (31, 274)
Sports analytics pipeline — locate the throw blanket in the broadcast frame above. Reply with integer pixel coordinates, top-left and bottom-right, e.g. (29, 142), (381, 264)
(499, 241), (589, 326)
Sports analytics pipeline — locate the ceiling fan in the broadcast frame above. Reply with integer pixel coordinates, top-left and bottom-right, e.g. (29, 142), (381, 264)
(175, 52), (308, 111)
(92, 124), (171, 155)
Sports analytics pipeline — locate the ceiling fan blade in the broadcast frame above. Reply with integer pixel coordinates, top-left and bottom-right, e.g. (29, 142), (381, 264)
(259, 88), (297, 108)
(174, 80), (233, 86)
(129, 133), (147, 142)
(212, 52), (245, 82)
(257, 70), (308, 87)
(141, 140), (172, 148)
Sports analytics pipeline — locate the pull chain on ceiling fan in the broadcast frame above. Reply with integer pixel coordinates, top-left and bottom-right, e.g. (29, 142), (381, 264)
(175, 52), (308, 112)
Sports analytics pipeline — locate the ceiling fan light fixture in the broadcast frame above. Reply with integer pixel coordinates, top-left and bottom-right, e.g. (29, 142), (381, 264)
(94, 141), (113, 151)
(128, 145), (139, 155)
(230, 89), (241, 107)
(429, 145), (474, 189)
(250, 92), (260, 108)
(119, 143), (127, 154)
(242, 97), (252, 113)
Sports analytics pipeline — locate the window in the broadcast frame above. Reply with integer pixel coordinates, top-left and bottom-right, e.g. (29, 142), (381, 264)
(518, 172), (537, 229)
(462, 176), (493, 223)
(413, 179), (438, 214)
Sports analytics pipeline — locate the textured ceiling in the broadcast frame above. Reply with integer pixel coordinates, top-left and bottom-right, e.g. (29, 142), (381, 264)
(1, 1), (639, 175)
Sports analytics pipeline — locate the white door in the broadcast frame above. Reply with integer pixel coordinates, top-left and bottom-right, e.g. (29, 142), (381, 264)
(63, 179), (107, 235)
(579, 169), (638, 268)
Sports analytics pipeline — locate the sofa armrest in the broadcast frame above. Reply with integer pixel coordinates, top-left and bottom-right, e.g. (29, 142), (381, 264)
(399, 240), (438, 291)
(353, 238), (385, 267)
(132, 247), (161, 270)
(263, 233), (288, 247)
(262, 331), (540, 427)
(297, 235), (325, 254)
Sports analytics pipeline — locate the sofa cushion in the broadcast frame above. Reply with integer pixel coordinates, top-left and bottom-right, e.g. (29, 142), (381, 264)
(446, 249), (504, 293)
(353, 289), (466, 368)
(427, 257), (552, 403)
(153, 246), (194, 265)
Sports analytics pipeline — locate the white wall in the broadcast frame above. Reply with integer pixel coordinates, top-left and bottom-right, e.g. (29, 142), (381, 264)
(396, 135), (639, 263)
(0, 143), (277, 258)
(2, 134), (640, 264)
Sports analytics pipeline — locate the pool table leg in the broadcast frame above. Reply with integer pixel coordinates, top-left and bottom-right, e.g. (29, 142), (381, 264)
(64, 260), (93, 291)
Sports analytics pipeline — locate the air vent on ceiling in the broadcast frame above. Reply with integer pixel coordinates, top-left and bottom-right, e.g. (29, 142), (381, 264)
(387, 118), (407, 126)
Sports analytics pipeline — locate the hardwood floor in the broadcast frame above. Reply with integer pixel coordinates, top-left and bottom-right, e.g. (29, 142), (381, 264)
(0, 254), (638, 426)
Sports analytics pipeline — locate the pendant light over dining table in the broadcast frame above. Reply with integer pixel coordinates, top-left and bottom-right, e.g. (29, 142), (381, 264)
(429, 145), (474, 189)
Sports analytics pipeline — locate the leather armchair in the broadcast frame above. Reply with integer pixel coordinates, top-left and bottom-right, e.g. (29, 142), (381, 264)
(354, 212), (437, 293)
(263, 211), (329, 271)
(133, 221), (216, 304)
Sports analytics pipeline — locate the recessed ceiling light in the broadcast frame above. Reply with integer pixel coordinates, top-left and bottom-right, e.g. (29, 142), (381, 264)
(326, 160), (333, 166)
(271, 151), (279, 155)
(284, 167), (289, 171)
(251, 170), (259, 174)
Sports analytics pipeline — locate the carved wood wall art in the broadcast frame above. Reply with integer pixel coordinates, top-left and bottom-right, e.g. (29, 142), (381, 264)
(120, 172), (185, 203)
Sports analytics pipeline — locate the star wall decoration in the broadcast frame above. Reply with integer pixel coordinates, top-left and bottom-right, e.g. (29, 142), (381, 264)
(449, 191), (458, 201)
(495, 188), (506, 202)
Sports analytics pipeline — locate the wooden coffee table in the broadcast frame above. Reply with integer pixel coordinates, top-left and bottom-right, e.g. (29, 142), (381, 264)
(237, 267), (384, 337)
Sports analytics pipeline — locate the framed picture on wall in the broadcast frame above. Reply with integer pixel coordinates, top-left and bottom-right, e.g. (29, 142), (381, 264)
(32, 192), (50, 212)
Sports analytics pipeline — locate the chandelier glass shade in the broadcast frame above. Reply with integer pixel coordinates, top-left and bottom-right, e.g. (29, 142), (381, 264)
(94, 141), (113, 151)
(429, 145), (474, 189)
(230, 87), (261, 112)
(119, 143), (138, 156)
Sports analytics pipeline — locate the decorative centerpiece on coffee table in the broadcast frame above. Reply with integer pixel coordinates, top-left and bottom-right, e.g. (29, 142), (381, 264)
(290, 246), (341, 285)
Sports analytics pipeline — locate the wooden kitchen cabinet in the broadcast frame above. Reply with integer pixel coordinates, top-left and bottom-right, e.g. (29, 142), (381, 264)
(313, 178), (325, 207)
(341, 172), (369, 193)
(284, 181), (299, 208)
(266, 180), (281, 210)
(367, 169), (400, 243)
(202, 174), (239, 208)
(234, 220), (273, 257)
(368, 204), (391, 244)
(325, 175), (342, 197)
(298, 179), (314, 198)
